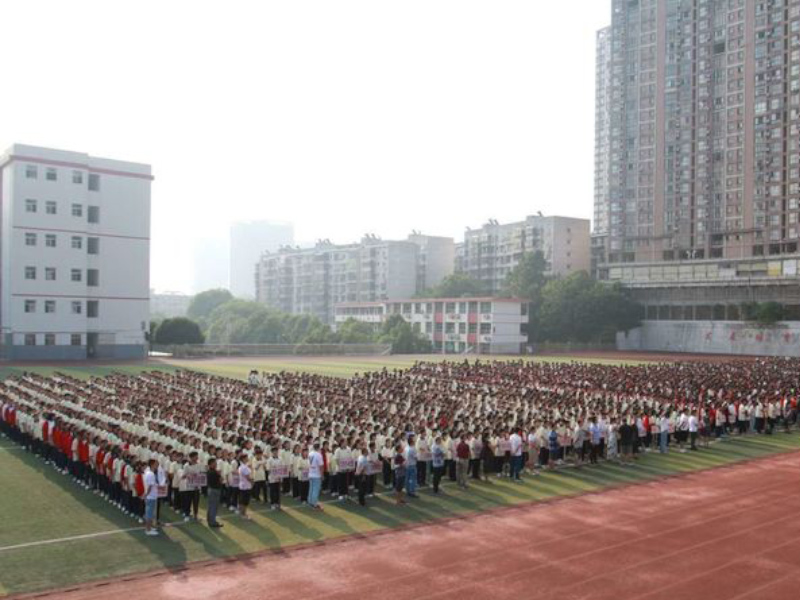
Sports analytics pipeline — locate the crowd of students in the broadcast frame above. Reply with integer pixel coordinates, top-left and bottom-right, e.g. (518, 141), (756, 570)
(1, 357), (798, 535)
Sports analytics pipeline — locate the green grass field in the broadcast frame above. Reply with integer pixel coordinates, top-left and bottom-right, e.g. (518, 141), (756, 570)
(0, 354), (793, 597)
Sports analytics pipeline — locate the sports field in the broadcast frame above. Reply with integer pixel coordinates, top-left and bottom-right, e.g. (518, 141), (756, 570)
(0, 352), (651, 383)
(1, 353), (797, 598)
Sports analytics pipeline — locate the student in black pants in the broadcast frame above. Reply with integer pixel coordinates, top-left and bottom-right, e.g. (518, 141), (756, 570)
(431, 437), (445, 494)
(356, 448), (369, 507)
(267, 448), (283, 510)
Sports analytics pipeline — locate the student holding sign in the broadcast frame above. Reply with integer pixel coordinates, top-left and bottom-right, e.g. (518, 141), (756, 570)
(267, 447), (285, 510)
(296, 447), (310, 505)
(184, 452), (203, 522)
(334, 441), (354, 501)
(252, 447), (267, 504)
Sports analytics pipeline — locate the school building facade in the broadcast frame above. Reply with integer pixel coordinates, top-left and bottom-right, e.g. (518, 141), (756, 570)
(334, 297), (529, 355)
(0, 144), (152, 360)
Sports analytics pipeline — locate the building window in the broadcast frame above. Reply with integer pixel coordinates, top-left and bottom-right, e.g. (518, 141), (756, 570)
(88, 173), (100, 191)
(25, 233), (37, 246)
(45, 201), (57, 215)
(25, 165), (37, 179)
(45, 167), (57, 181)
(45, 300), (56, 313)
(24, 334), (36, 346)
(71, 301), (82, 314)
(480, 302), (492, 313)
(71, 204), (83, 217)
(71, 269), (82, 282)
(72, 170), (83, 184)
(87, 269), (99, 287)
(45, 234), (57, 248)
(87, 300), (99, 318)
(24, 266), (36, 280)
(87, 206), (100, 224)
(24, 300), (36, 313)
(45, 267), (56, 281)
(70, 334), (82, 346)
(44, 334), (56, 346)
(87, 237), (99, 255)
(480, 323), (492, 334)
(25, 199), (37, 213)
(71, 236), (83, 250)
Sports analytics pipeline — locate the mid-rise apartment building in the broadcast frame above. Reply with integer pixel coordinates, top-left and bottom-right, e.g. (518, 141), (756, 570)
(406, 232), (455, 291)
(0, 144), (152, 360)
(256, 234), (453, 324)
(595, 0), (800, 317)
(457, 215), (590, 294)
(334, 297), (529, 354)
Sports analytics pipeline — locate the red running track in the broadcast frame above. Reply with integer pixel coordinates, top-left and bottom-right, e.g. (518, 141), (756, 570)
(23, 452), (800, 600)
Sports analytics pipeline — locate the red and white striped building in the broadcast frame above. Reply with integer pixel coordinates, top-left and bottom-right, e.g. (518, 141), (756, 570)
(334, 297), (529, 355)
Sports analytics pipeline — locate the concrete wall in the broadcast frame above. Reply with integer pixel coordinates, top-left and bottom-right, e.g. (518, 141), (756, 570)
(617, 320), (800, 357)
(8, 343), (145, 361)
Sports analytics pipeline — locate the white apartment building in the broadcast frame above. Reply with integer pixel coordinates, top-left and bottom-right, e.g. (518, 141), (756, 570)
(256, 234), (453, 324)
(0, 144), (152, 360)
(458, 215), (591, 294)
(334, 297), (529, 355)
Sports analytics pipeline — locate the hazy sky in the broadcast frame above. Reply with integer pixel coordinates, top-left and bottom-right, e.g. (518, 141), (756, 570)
(1, 0), (611, 294)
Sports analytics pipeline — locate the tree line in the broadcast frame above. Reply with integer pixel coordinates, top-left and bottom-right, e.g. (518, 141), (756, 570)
(150, 289), (430, 353)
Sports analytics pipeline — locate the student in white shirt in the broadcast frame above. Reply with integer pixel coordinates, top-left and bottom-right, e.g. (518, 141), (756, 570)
(355, 447), (370, 507)
(238, 455), (253, 520)
(307, 443), (325, 511)
(143, 460), (160, 536)
(266, 447), (284, 510)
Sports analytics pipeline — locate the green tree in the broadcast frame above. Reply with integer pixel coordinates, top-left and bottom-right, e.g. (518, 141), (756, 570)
(206, 300), (269, 343)
(536, 272), (641, 343)
(147, 319), (161, 343)
(337, 318), (377, 344)
(418, 273), (489, 298)
(503, 251), (549, 303)
(742, 301), (785, 325)
(502, 250), (550, 342)
(187, 289), (233, 321)
(204, 300), (339, 344)
(379, 314), (432, 353)
(154, 317), (205, 345)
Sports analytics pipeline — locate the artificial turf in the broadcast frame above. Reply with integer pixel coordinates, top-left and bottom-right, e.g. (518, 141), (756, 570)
(1, 432), (799, 596)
